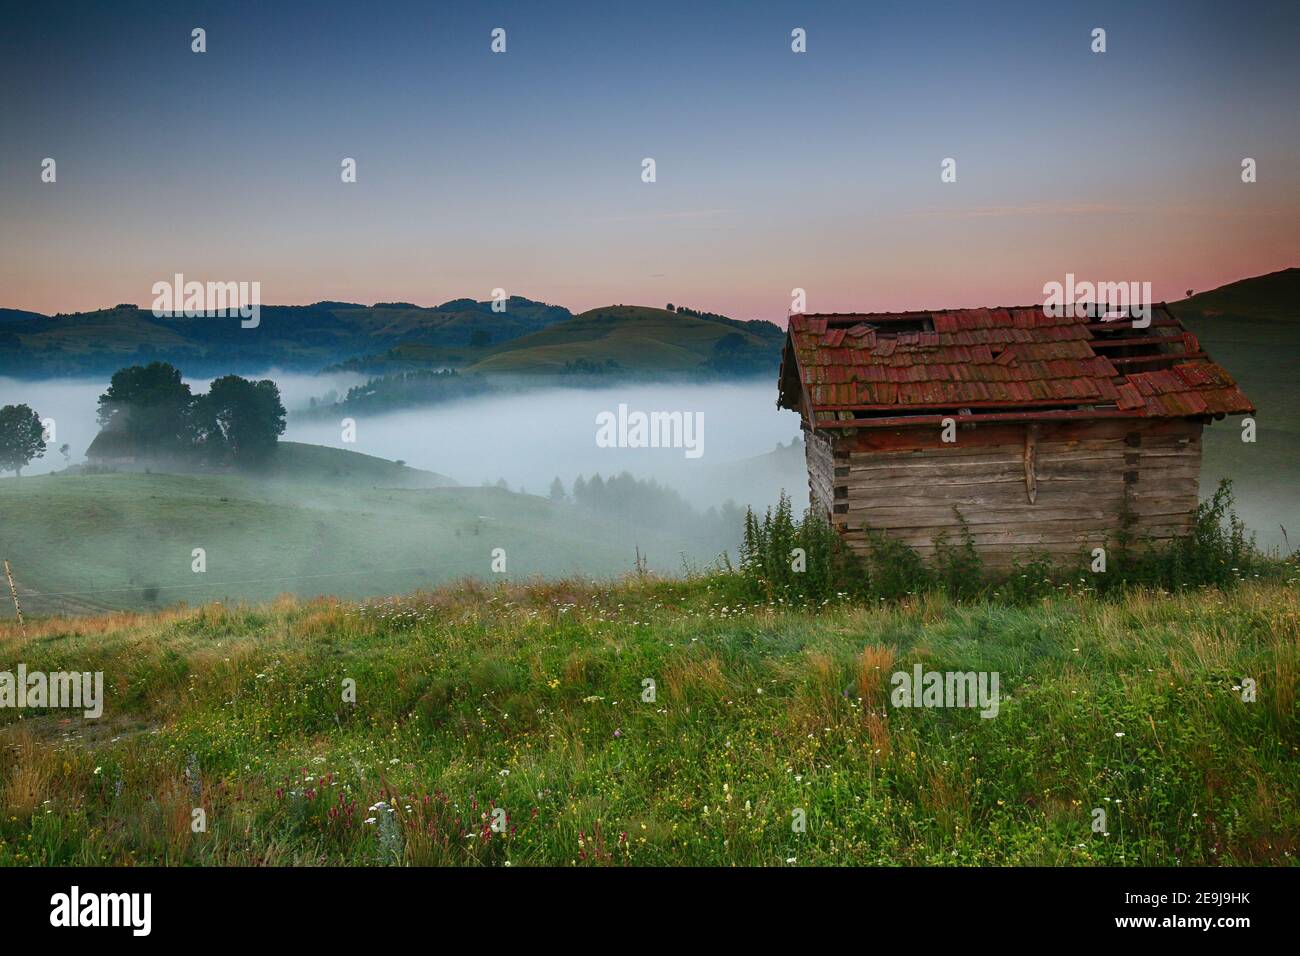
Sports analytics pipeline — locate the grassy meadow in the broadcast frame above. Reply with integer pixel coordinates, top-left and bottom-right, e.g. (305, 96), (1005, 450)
(1, 573), (1296, 866)
(0, 470), (724, 617)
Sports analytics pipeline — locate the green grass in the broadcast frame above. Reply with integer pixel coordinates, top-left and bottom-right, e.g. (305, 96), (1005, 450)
(0, 472), (718, 617)
(1, 575), (1296, 865)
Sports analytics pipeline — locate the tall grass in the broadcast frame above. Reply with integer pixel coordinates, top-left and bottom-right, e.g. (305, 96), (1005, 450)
(737, 480), (1291, 606)
(1, 572), (1295, 866)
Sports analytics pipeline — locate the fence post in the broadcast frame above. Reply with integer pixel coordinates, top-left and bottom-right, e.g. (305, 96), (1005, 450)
(3, 559), (25, 639)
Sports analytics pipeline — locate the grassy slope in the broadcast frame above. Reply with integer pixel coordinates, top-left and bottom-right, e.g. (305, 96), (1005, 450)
(0, 577), (1295, 865)
(463, 306), (773, 373)
(1172, 269), (1300, 554)
(1173, 267), (1299, 322)
(260, 441), (456, 489)
(0, 473), (709, 617)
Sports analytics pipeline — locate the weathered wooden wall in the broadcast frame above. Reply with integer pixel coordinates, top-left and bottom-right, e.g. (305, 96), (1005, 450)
(804, 425), (837, 517)
(805, 418), (1204, 568)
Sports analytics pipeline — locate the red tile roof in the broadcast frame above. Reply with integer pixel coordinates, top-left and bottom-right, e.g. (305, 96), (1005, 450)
(778, 304), (1254, 429)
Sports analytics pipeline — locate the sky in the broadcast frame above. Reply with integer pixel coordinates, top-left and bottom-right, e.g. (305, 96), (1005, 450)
(1, 0), (1297, 322)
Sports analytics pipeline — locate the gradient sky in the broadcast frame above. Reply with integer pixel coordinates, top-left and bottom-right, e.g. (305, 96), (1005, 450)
(2, 0), (1297, 322)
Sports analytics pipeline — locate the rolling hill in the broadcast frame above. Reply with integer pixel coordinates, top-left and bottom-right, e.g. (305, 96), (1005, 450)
(463, 306), (783, 374)
(0, 294), (786, 379)
(0, 297), (573, 377)
(1168, 268), (1300, 553)
(67, 440), (457, 489)
(252, 441), (456, 488)
(1171, 267), (1299, 323)
(0, 471), (727, 618)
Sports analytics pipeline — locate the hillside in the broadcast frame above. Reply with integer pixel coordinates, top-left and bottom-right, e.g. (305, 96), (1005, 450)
(1171, 267), (1299, 323)
(257, 441), (456, 489)
(0, 472), (731, 617)
(67, 441), (458, 489)
(0, 297), (573, 377)
(464, 306), (783, 374)
(0, 295), (786, 380)
(1, 576), (1295, 865)
(1169, 269), (1300, 554)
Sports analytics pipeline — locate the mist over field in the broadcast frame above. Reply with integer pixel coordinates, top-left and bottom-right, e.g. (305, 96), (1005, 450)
(283, 379), (806, 508)
(0, 373), (808, 512)
(0, 371), (813, 615)
(4, 304), (1296, 564)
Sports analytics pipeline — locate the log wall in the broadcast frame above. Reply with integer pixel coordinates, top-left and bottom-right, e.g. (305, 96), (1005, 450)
(805, 418), (1204, 568)
(804, 425), (837, 517)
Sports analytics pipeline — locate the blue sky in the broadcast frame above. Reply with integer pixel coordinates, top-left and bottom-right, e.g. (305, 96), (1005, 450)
(2, 0), (1297, 319)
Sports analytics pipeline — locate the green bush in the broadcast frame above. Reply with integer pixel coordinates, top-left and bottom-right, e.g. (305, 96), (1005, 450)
(1105, 479), (1258, 591)
(739, 480), (1283, 605)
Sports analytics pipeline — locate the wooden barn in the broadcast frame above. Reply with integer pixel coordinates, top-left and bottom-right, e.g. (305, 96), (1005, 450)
(777, 304), (1255, 567)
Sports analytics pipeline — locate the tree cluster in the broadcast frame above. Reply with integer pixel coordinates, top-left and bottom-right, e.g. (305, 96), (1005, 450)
(96, 361), (285, 468)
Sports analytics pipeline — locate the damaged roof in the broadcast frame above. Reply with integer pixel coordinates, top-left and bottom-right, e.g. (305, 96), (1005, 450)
(778, 304), (1255, 429)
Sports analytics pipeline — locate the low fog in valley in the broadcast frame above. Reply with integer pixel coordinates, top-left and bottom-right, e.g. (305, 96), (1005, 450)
(0, 373), (807, 511)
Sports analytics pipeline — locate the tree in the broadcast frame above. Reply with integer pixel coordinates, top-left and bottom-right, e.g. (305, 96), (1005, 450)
(469, 329), (493, 348)
(96, 362), (194, 455)
(193, 375), (286, 467)
(0, 404), (46, 476)
(549, 476), (566, 501)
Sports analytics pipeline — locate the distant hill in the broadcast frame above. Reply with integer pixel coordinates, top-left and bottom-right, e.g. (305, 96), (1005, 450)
(259, 441), (456, 488)
(1168, 267), (1300, 555)
(0, 295), (787, 379)
(74, 439), (457, 489)
(463, 305), (783, 375)
(1171, 267), (1299, 323)
(0, 296), (573, 377)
